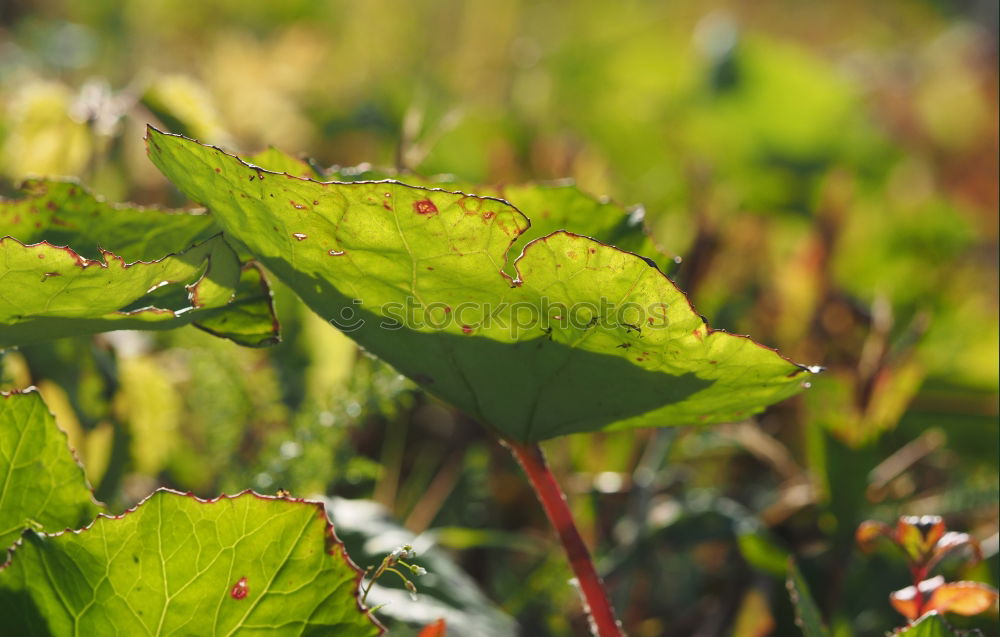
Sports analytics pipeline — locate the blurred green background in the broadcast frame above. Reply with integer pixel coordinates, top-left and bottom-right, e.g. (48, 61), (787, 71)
(0, 1), (997, 635)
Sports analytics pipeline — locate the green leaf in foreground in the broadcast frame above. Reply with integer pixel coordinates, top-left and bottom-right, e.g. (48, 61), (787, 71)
(896, 612), (958, 636)
(0, 180), (278, 348)
(786, 560), (829, 637)
(0, 489), (382, 636)
(0, 389), (101, 550)
(148, 128), (815, 443)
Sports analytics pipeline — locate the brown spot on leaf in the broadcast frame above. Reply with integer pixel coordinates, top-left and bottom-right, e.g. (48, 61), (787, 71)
(214, 167), (221, 173)
(414, 199), (438, 215)
(230, 576), (249, 600)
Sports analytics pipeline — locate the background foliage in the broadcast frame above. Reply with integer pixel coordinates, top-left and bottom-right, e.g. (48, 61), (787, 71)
(0, 0), (997, 635)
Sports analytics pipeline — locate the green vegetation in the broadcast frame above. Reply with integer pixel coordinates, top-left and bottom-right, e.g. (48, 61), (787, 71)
(0, 1), (996, 635)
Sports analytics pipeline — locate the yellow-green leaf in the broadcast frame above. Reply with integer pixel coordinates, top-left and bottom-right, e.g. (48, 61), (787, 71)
(147, 128), (815, 443)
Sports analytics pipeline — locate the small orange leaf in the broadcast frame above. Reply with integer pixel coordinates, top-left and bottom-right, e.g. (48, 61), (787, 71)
(925, 581), (999, 617)
(890, 576), (945, 620)
(896, 516), (946, 565)
(417, 618), (447, 637)
(856, 520), (893, 553)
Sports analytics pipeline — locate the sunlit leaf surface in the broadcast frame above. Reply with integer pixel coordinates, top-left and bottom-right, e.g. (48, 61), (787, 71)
(0, 180), (279, 348)
(148, 128), (814, 442)
(0, 490), (381, 636)
(0, 390), (100, 550)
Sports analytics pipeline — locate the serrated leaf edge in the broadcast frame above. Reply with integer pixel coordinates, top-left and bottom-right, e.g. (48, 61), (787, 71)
(145, 125), (817, 377)
(0, 487), (384, 633)
(0, 387), (104, 537)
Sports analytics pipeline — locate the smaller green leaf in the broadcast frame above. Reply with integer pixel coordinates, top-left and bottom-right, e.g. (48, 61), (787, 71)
(0, 389), (101, 550)
(0, 235), (277, 348)
(786, 559), (829, 637)
(244, 147), (323, 180)
(0, 179), (217, 261)
(736, 526), (790, 577)
(0, 489), (382, 636)
(0, 179), (279, 348)
(193, 263), (281, 347)
(896, 612), (958, 637)
(494, 183), (668, 271)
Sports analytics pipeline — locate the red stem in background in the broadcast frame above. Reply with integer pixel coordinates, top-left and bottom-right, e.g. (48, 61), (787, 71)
(505, 439), (625, 637)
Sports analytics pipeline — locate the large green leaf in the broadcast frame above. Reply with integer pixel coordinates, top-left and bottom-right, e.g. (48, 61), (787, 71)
(0, 489), (382, 636)
(0, 180), (278, 348)
(245, 150), (668, 271)
(148, 128), (814, 443)
(0, 390), (101, 550)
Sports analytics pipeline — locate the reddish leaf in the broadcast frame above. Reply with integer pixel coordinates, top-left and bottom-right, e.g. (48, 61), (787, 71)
(858, 516), (982, 576)
(417, 618), (447, 637)
(926, 532), (983, 573)
(925, 581), (999, 617)
(856, 520), (894, 553)
(896, 516), (946, 565)
(891, 576), (946, 621)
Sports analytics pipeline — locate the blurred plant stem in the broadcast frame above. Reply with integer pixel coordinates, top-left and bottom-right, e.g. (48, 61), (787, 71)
(505, 438), (625, 637)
